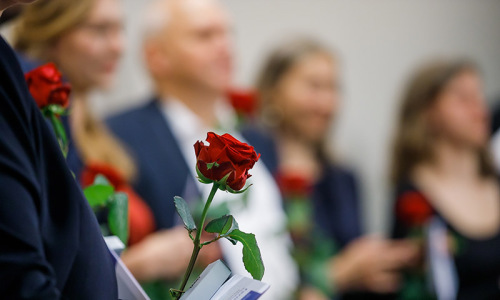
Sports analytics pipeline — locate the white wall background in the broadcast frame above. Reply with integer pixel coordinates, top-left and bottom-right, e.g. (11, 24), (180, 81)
(7, 1), (499, 233)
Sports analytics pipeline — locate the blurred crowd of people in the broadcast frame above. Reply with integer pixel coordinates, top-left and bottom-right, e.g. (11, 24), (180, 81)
(1, 0), (500, 299)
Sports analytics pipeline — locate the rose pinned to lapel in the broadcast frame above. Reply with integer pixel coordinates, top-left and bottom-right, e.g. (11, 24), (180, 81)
(25, 63), (71, 155)
(25, 63), (71, 110)
(276, 172), (313, 198)
(81, 162), (126, 188)
(194, 132), (260, 192)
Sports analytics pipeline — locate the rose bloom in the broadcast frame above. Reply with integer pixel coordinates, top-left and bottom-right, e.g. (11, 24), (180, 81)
(80, 162), (155, 245)
(194, 132), (260, 191)
(25, 63), (71, 109)
(227, 88), (258, 117)
(396, 191), (434, 227)
(275, 172), (313, 198)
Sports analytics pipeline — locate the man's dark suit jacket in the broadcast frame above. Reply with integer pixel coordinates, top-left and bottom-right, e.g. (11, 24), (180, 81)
(0, 36), (117, 299)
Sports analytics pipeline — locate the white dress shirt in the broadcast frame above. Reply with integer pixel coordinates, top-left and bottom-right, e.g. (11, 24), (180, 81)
(160, 98), (299, 300)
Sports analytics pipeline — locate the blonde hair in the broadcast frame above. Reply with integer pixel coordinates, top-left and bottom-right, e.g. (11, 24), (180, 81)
(390, 59), (496, 184)
(13, 0), (93, 61)
(13, 0), (136, 182)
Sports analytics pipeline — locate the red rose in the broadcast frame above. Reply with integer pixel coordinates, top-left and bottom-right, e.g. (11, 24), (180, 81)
(194, 132), (260, 191)
(25, 63), (71, 109)
(275, 172), (313, 198)
(396, 191), (434, 227)
(227, 88), (258, 117)
(81, 162), (125, 188)
(81, 162), (156, 245)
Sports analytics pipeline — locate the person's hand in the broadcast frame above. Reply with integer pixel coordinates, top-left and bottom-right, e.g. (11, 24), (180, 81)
(329, 235), (419, 294)
(298, 287), (329, 300)
(121, 226), (194, 281)
(197, 232), (223, 267)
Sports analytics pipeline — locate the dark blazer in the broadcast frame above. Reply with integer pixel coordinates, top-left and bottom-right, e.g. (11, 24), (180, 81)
(0, 36), (117, 299)
(106, 99), (279, 230)
(313, 164), (362, 248)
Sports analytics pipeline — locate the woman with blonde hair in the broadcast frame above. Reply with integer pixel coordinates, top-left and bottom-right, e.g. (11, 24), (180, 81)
(391, 59), (500, 299)
(13, 0), (157, 246)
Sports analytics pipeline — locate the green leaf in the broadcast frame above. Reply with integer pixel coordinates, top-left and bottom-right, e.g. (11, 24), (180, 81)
(174, 196), (197, 232)
(227, 229), (265, 280)
(226, 184), (252, 194)
(108, 192), (129, 245)
(83, 184), (114, 208)
(205, 215), (239, 235)
(225, 236), (238, 245)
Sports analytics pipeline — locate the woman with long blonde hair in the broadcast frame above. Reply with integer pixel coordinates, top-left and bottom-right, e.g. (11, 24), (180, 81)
(391, 59), (500, 299)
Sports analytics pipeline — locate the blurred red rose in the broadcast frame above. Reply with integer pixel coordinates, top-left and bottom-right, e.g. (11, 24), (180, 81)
(25, 63), (71, 109)
(276, 172), (313, 198)
(81, 162), (125, 188)
(227, 88), (258, 117)
(396, 191), (434, 227)
(194, 132), (260, 191)
(81, 162), (155, 245)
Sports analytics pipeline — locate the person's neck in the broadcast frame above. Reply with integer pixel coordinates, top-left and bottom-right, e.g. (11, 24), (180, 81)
(276, 129), (321, 180)
(157, 81), (221, 127)
(429, 139), (481, 181)
(68, 88), (89, 129)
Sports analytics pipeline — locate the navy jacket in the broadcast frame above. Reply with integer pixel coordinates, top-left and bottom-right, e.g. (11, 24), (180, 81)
(0, 36), (117, 299)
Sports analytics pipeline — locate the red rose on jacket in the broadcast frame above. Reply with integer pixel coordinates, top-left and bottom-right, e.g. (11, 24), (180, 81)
(396, 191), (434, 227)
(81, 162), (155, 245)
(227, 88), (258, 117)
(25, 63), (71, 109)
(275, 172), (313, 198)
(194, 132), (260, 191)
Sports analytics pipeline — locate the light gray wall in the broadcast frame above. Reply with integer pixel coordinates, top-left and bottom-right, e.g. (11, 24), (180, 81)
(14, 1), (500, 233)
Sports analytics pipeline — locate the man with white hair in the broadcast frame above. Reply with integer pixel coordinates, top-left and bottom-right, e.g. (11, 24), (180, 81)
(107, 0), (299, 299)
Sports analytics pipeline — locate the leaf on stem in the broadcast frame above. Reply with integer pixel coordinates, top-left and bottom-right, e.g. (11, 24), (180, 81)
(226, 229), (265, 280)
(174, 196), (197, 233)
(83, 182), (114, 208)
(205, 214), (239, 235)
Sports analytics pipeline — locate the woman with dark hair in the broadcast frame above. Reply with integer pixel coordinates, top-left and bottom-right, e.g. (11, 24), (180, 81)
(0, 0), (117, 297)
(255, 37), (417, 300)
(390, 59), (500, 299)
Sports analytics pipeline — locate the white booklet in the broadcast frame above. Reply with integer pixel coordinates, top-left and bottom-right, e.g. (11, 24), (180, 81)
(105, 236), (150, 300)
(181, 260), (270, 300)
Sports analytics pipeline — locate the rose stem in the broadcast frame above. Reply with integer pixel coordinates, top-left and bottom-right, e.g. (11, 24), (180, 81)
(176, 182), (220, 299)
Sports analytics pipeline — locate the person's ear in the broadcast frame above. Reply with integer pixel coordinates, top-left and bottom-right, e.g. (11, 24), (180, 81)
(143, 39), (170, 78)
